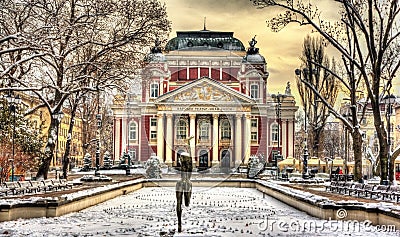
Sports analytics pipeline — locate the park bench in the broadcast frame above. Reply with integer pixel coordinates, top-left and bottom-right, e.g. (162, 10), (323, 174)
(332, 181), (346, 193)
(60, 179), (73, 189)
(347, 183), (364, 196)
(357, 184), (375, 198)
(40, 180), (55, 192)
(51, 179), (64, 190)
(0, 183), (10, 196)
(380, 186), (400, 201)
(338, 182), (354, 194)
(28, 181), (42, 193)
(369, 185), (389, 199)
(325, 181), (339, 192)
(4, 182), (22, 195)
(389, 187), (400, 202)
(325, 181), (334, 191)
(17, 181), (37, 194)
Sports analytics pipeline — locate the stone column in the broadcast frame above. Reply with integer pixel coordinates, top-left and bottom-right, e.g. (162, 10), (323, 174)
(138, 117), (142, 162)
(156, 113), (164, 162)
(244, 114), (251, 164)
(212, 114), (219, 165)
(189, 114), (196, 164)
(235, 114), (242, 166)
(165, 114), (173, 165)
(114, 118), (121, 160)
(121, 117), (127, 153)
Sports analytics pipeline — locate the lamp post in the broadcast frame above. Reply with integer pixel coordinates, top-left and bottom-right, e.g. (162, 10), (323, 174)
(271, 92), (287, 179)
(383, 94), (396, 185)
(295, 68), (310, 178)
(52, 111), (64, 169)
(6, 92), (21, 182)
(95, 114), (102, 176)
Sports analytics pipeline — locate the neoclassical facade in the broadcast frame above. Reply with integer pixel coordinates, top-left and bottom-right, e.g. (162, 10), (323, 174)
(111, 29), (298, 169)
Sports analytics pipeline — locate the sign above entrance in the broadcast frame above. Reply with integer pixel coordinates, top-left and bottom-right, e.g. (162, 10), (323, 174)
(158, 105), (252, 113)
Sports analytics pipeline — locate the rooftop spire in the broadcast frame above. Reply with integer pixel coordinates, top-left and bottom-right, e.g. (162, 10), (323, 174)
(203, 17), (207, 31)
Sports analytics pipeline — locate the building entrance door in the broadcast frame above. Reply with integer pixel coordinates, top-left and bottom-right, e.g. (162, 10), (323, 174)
(221, 150), (231, 173)
(199, 150), (209, 171)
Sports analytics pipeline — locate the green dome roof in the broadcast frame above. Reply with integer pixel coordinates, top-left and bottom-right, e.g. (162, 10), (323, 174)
(165, 30), (245, 51)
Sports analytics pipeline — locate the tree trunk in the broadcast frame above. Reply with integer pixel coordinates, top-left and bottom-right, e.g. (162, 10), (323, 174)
(36, 119), (58, 179)
(352, 130), (363, 182)
(375, 116), (389, 184)
(62, 103), (78, 179)
(389, 155), (395, 183)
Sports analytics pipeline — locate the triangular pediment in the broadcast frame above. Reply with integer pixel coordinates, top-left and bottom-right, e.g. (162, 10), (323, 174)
(155, 77), (255, 105)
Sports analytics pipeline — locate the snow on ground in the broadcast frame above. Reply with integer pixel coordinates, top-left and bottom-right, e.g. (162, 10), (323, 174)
(0, 186), (399, 237)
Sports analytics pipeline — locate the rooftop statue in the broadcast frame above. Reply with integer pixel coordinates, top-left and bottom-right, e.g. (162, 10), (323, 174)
(249, 35), (257, 47)
(247, 35), (260, 55)
(150, 38), (162, 54)
(285, 81), (292, 95)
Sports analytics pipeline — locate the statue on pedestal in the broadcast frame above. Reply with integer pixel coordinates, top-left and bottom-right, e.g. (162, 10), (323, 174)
(176, 137), (193, 232)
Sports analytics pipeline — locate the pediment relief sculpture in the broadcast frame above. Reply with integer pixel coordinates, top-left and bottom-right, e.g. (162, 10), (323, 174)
(173, 84), (233, 102)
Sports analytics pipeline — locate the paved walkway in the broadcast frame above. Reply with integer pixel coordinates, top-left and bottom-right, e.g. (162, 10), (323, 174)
(0, 186), (399, 236)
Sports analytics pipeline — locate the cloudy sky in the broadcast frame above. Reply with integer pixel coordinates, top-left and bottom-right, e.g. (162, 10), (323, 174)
(160, 0), (341, 102)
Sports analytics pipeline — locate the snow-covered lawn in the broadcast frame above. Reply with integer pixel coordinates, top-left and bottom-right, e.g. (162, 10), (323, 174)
(0, 186), (398, 236)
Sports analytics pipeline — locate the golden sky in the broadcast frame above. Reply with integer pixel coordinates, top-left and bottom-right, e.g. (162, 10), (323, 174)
(161, 0), (400, 101)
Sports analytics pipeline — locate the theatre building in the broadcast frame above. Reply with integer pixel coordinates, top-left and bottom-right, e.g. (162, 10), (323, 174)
(111, 29), (298, 169)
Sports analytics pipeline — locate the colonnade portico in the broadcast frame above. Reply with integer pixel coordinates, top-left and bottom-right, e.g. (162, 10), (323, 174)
(155, 110), (252, 168)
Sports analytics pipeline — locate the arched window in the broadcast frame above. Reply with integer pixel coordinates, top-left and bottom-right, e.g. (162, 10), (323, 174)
(150, 83), (159, 98)
(250, 84), (259, 98)
(199, 120), (210, 140)
(129, 122), (137, 141)
(176, 119), (187, 139)
(221, 120), (231, 139)
(271, 123), (279, 142)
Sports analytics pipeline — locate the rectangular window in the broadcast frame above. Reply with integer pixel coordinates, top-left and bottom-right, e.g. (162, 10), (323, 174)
(129, 149), (136, 161)
(150, 84), (159, 98)
(272, 124), (279, 142)
(251, 119), (258, 142)
(129, 122), (137, 140)
(250, 84), (259, 99)
(176, 120), (187, 139)
(150, 131), (157, 139)
(149, 118), (157, 141)
(362, 132), (366, 139)
(150, 118), (157, 127)
(251, 119), (257, 127)
(199, 121), (210, 140)
(251, 132), (257, 141)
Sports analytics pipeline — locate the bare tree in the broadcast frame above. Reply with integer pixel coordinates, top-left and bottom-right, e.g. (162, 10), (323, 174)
(252, 0), (400, 183)
(1, 0), (171, 179)
(297, 35), (339, 157)
(0, 0), (45, 88)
